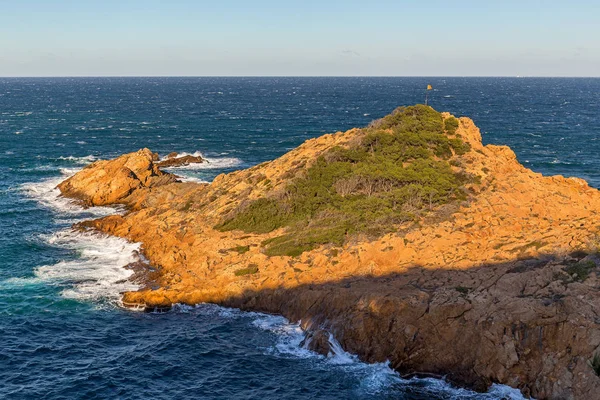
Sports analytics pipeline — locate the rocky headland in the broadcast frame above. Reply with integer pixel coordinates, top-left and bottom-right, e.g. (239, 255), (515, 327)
(58, 105), (600, 399)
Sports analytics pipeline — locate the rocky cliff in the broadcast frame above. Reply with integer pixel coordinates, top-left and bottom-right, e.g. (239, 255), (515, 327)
(58, 106), (600, 399)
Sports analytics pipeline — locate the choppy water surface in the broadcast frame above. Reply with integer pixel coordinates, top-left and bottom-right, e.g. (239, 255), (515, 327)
(2, 77), (598, 399)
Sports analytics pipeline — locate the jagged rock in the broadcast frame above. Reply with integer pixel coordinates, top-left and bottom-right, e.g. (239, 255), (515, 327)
(300, 329), (331, 356)
(156, 154), (204, 168)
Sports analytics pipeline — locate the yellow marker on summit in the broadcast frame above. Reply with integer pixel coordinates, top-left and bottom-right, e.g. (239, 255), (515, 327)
(425, 84), (433, 104)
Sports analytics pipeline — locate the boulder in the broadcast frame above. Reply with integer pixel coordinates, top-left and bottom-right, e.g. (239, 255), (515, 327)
(57, 148), (177, 206)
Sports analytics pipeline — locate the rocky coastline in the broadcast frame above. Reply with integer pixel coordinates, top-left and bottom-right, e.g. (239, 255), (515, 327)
(58, 106), (600, 399)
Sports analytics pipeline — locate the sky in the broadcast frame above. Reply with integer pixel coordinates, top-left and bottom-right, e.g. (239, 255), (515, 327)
(0, 0), (598, 77)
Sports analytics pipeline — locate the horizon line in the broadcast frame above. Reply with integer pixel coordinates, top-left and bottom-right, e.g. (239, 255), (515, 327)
(1, 75), (600, 79)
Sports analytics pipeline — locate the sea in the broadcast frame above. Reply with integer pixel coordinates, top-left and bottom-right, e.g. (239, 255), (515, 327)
(1, 77), (598, 399)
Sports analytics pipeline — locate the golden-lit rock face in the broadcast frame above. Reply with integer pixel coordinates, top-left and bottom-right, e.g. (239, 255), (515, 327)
(59, 110), (600, 399)
(57, 148), (177, 206)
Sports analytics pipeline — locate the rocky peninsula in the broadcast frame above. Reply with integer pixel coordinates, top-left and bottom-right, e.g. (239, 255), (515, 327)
(58, 105), (600, 399)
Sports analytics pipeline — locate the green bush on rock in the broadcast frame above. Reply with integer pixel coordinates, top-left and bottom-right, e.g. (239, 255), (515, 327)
(444, 117), (460, 135)
(216, 105), (475, 257)
(234, 264), (259, 276)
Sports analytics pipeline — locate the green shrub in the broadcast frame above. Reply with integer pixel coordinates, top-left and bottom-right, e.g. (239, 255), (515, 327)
(444, 117), (460, 135)
(589, 353), (600, 376)
(217, 105), (475, 256)
(564, 260), (596, 282)
(234, 264), (259, 276)
(229, 245), (250, 254)
(179, 199), (194, 212)
(449, 138), (471, 155)
(216, 198), (285, 233)
(455, 286), (470, 295)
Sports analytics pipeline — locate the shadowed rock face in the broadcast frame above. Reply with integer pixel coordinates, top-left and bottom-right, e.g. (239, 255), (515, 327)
(58, 107), (600, 399)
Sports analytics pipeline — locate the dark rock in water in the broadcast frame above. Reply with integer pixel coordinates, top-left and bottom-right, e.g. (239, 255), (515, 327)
(165, 152), (179, 159)
(301, 329), (331, 356)
(156, 154), (204, 168)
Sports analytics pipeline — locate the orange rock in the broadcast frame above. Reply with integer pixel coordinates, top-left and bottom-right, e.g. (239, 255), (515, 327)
(60, 112), (600, 399)
(57, 148), (177, 206)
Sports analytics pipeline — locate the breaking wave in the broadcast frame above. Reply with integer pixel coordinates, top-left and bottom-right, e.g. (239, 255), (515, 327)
(160, 151), (243, 170)
(34, 229), (140, 304)
(19, 166), (136, 304)
(172, 305), (528, 399)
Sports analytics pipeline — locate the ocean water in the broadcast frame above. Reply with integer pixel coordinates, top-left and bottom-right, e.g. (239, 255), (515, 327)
(1, 77), (598, 399)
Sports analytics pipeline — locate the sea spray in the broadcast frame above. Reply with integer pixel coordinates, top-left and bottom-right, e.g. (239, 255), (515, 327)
(34, 229), (141, 303)
(158, 152), (244, 183)
(20, 167), (138, 304)
(159, 151), (243, 170)
(182, 304), (530, 399)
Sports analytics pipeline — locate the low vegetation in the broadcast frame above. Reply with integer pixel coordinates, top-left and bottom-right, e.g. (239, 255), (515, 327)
(589, 353), (600, 376)
(455, 286), (470, 295)
(234, 264), (259, 276)
(217, 105), (477, 257)
(564, 260), (596, 282)
(444, 117), (460, 135)
(229, 245), (250, 254)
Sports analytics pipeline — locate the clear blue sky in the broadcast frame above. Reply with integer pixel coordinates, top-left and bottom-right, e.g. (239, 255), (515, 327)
(1, 0), (598, 76)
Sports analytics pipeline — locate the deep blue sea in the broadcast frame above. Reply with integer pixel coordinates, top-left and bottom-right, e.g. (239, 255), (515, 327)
(1, 77), (599, 399)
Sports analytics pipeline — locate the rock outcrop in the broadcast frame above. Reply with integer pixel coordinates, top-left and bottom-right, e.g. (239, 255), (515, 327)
(155, 152), (205, 168)
(58, 107), (600, 399)
(57, 148), (177, 206)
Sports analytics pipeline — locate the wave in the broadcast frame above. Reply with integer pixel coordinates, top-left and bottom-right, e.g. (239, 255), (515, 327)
(34, 229), (140, 304)
(0, 276), (44, 289)
(19, 169), (117, 221)
(550, 158), (573, 165)
(20, 166), (136, 304)
(175, 175), (210, 184)
(159, 151), (243, 171)
(173, 305), (528, 399)
(253, 314), (528, 399)
(57, 155), (97, 165)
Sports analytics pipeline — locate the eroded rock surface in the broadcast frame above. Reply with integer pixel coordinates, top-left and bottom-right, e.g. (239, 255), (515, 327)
(58, 109), (600, 399)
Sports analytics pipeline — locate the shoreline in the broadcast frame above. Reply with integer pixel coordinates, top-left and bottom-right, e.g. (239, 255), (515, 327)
(57, 109), (600, 399)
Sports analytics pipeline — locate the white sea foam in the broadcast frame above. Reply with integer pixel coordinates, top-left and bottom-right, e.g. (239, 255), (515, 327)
(252, 314), (317, 359)
(57, 155), (97, 164)
(34, 229), (140, 303)
(251, 314), (528, 399)
(175, 175), (209, 184)
(20, 172), (116, 220)
(21, 165), (135, 304)
(161, 303), (529, 398)
(0, 276), (44, 289)
(159, 151), (243, 171)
